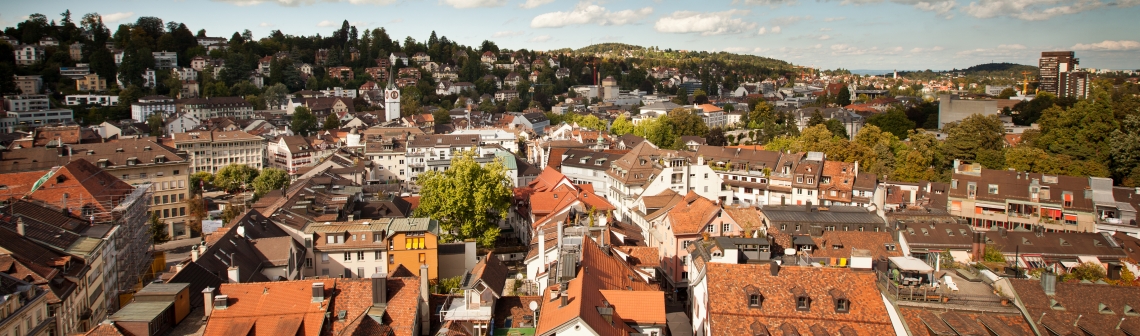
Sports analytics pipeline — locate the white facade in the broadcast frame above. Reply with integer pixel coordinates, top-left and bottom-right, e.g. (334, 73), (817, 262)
(451, 129), (520, 152)
(172, 131), (267, 173)
(65, 94), (119, 106)
(384, 88), (401, 122)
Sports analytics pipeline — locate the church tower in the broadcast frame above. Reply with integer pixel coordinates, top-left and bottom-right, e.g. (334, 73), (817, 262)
(384, 66), (400, 122)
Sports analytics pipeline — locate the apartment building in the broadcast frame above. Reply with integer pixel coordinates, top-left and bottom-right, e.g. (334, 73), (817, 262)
(267, 135), (318, 175)
(172, 130), (266, 173)
(64, 94), (118, 106)
(364, 131), (409, 182)
(14, 75), (42, 94)
(405, 134), (494, 182)
(152, 51), (178, 69)
(947, 161), (1098, 233)
(75, 73), (107, 92)
(698, 146), (782, 207)
(304, 219), (391, 279)
(176, 97), (253, 120)
(131, 96), (176, 122)
(13, 45), (45, 66)
(387, 218), (441, 280)
(558, 149), (623, 197)
(0, 270), (51, 336)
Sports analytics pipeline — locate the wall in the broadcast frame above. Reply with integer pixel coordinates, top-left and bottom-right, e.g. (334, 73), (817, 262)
(388, 232), (439, 280)
(938, 95), (997, 129)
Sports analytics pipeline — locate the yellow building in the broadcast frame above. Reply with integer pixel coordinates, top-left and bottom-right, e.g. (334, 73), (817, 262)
(386, 218), (440, 280)
(76, 73), (107, 92)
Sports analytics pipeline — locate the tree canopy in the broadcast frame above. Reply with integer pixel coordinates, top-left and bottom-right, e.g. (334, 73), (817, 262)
(213, 164), (259, 193)
(252, 168), (291, 197)
(414, 149), (513, 247)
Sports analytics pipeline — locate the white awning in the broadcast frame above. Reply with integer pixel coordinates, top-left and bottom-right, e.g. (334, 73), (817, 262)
(1060, 261), (1079, 268)
(949, 250), (972, 264)
(889, 256), (934, 273)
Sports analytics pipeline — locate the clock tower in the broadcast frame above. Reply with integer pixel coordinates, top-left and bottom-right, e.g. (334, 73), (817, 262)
(384, 87), (400, 122)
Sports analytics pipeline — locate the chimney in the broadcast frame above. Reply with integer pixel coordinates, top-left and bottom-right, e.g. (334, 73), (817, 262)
(770, 262), (780, 277)
(312, 282), (325, 302)
(420, 265), (430, 336)
(372, 273), (388, 308)
(560, 293), (569, 307)
(599, 301), (614, 324)
(16, 217), (25, 236)
(202, 287), (216, 317)
(1042, 272), (1057, 296)
(191, 244), (200, 261)
(213, 295), (229, 310)
(971, 232), (986, 262)
(227, 266), (240, 283)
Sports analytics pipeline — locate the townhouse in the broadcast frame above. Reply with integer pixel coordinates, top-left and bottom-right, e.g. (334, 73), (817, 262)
(948, 160), (1098, 233)
(304, 219), (392, 279)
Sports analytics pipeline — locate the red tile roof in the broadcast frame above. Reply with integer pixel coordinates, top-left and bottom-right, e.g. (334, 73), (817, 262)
(705, 264), (895, 335)
(811, 231), (902, 260)
(83, 321), (126, 336)
(0, 159), (134, 223)
(204, 280), (334, 336)
(333, 277), (421, 336)
(667, 192), (720, 235)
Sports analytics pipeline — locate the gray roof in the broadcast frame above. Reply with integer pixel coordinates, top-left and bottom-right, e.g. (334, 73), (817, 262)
(387, 218), (439, 235)
(760, 205), (885, 225)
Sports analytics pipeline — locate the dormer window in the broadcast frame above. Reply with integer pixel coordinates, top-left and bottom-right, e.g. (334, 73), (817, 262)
(749, 294), (763, 308)
(1100, 303), (1114, 314)
(1050, 299), (1065, 310)
(1125, 305), (1138, 316)
(988, 184), (999, 194)
(796, 296), (810, 311)
(836, 299), (850, 313)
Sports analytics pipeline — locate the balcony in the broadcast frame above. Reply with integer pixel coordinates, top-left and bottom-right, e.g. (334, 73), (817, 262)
(439, 295), (493, 321)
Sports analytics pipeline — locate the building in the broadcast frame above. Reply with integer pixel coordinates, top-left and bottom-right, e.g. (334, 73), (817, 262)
(152, 51), (178, 69)
(558, 149), (623, 197)
(937, 94), (999, 129)
(1060, 70), (1091, 99)
(386, 218), (441, 280)
(171, 130), (266, 173)
(760, 204), (888, 238)
(303, 219), (393, 279)
(947, 161), (1098, 233)
(14, 75), (42, 94)
(267, 136), (318, 175)
(60, 65), (91, 79)
(438, 252), (509, 334)
(176, 97), (254, 120)
(1009, 272), (1140, 335)
(65, 94), (118, 106)
(4, 94), (50, 111)
(1039, 51), (1079, 96)
(2, 95), (75, 127)
(75, 73), (108, 92)
(131, 95), (176, 122)
(105, 283), (191, 336)
(0, 272), (51, 336)
(405, 134), (492, 182)
(694, 263), (897, 336)
(13, 45), (45, 66)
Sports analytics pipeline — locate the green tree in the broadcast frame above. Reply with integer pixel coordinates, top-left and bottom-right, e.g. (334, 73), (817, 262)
(997, 87), (1016, 99)
(261, 83), (290, 110)
(836, 85), (852, 106)
(1111, 115), (1140, 186)
(673, 89), (689, 105)
(221, 204), (244, 224)
(149, 213), (170, 245)
(291, 106), (318, 136)
(213, 164), (259, 193)
(866, 107), (916, 139)
(634, 115), (677, 149)
(706, 127), (727, 146)
(252, 168), (291, 198)
(942, 114), (1004, 164)
(1063, 262), (1107, 282)
(1033, 83), (1118, 164)
(808, 110), (825, 127)
(323, 114), (341, 130)
(824, 119), (849, 139)
(668, 107), (709, 138)
(146, 113), (164, 135)
(692, 89), (709, 104)
(414, 149), (512, 247)
(576, 114), (607, 131)
(610, 114), (634, 135)
(189, 172), (214, 196)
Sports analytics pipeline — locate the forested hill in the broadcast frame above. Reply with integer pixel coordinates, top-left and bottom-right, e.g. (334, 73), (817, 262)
(555, 43), (795, 74)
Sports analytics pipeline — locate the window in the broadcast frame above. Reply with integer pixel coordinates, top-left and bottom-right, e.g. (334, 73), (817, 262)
(305, 258), (312, 267)
(419, 253), (426, 263)
(885, 244), (896, 251)
(707, 225), (715, 233)
(748, 294), (763, 308)
(723, 224), (731, 232)
(375, 251), (383, 260)
(321, 253), (329, 263)
(357, 251), (365, 260)
(344, 252), (352, 261)
(988, 184), (999, 194)
(807, 178), (814, 184)
(390, 254), (395, 264)
(835, 299), (850, 313)
(796, 296), (811, 311)
(174, 170), (180, 175)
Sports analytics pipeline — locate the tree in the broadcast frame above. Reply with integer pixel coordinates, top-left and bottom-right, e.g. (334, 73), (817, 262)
(706, 127), (727, 146)
(1063, 262), (1107, 282)
(149, 213), (170, 245)
(634, 115), (677, 149)
(1033, 83), (1117, 164)
(576, 114), (606, 131)
(942, 114), (1004, 164)
(146, 113), (164, 135)
(610, 114), (634, 135)
(673, 89), (689, 105)
(323, 114), (340, 130)
(824, 119), (849, 139)
(836, 85), (852, 106)
(291, 106), (318, 136)
(252, 168), (290, 197)
(997, 87), (1016, 99)
(221, 204), (245, 224)
(1112, 115), (1140, 186)
(261, 83), (290, 110)
(692, 89), (709, 104)
(414, 149), (512, 247)
(213, 164), (259, 193)
(185, 196), (207, 234)
(668, 108), (709, 138)
(866, 107), (916, 139)
(189, 172), (213, 196)
(808, 110), (825, 127)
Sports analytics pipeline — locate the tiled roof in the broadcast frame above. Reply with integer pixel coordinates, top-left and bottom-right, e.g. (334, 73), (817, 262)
(819, 161), (857, 203)
(83, 321), (126, 336)
(898, 306), (1034, 336)
(724, 206), (763, 233)
(492, 296), (541, 329)
(810, 231), (902, 260)
(468, 252), (509, 297)
(706, 264), (895, 335)
(614, 246), (660, 269)
(666, 192), (720, 235)
(204, 280), (333, 336)
(0, 159), (134, 223)
(1010, 278), (1140, 336)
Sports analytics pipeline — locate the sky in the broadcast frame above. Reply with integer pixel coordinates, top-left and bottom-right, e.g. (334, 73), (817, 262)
(3, 0), (1139, 70)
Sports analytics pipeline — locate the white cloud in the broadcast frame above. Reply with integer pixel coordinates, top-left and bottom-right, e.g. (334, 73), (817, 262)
(442, 0), (507, 8)
(492, 30), (525, 37)
(771, 26), (781, 33)
(520, 0), (555, 8)
(823, 16), (846, 21)
(528, 35), (552, 42)
(963, 0), (1118, 20)
(757, 27), (767, 35)
(1072, 40), (1140, 51)
(317, 20), (336, 27)
(213, 0), (398, 5)
(820, 27), (833, 31)
(102, 12), (135, 23)
(733, 0), (798, 6)
(998, 44), (1026, 49)
(770, 15), (811, 26)
(818, 35), (831, 40)
(654, 10), (757, 35)
(259, 22), (275, 27)
(831, 0), (955, 16)
(389, 18), (404, 23)
(723, 47), (769, 54)
(910, 46), (945, 53)
(531, 2), (653, 28)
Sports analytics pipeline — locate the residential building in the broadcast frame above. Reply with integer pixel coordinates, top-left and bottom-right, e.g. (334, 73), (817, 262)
(65, 94), (118, 106)
(558, 149), (623, 197)
(405, 134), (493, 182)
(13, 45), (45, 66)
(818, 161), (857, 206)
(131, 95), (176, 122)
(75, 74), (108, 92)
(14, 75), (42, 94)
(698, 145), (781, 207)
(439, 252), (509, 335)
(1060, 70), (1091, 99)
(176, 97), (254, 120)
(59, 65), (91, 79)
(0, 272), (51, 336)
(4, 94), (50, 111)
(386, 218), (441, 280)
(164, 112), (200, 135)
(103, 282), (191, 336)
(651, 191), (741, 302)
(693, 263), (897, 336)
(267, 136), (319, 175)
(327, 66), (354, 81)
(303, 219), (392, 279)
(1039, 51), (1079, 96)
(760, 204), (888, 238)
(171, 130), (266, 173)
(2, 95), (74, 127)
(948, 161), (1098, 233)
(152, 51), (177, 69)
(1008, 274), (1135, 336)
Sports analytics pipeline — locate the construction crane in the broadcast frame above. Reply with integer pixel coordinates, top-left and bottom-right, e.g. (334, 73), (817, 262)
(1020, 71), (1034, 95)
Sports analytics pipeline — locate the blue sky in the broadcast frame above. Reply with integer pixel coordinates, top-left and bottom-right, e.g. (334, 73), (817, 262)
(3, 0), (1138, 70)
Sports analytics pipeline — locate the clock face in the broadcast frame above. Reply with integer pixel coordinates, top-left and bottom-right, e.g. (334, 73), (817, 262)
(389, 91), (399, 99)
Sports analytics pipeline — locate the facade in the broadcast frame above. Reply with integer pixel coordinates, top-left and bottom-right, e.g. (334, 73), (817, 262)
(304, 220), (392, 279)
(171, 130), (266, 173)
(14, 75), (42, 94)
(386, 218), (440, 280)
(176, 97), (254, 120)
(267, 136), (317, 175)
(948, 161), (1099, 233)
(559, 149), (623, 197)
(75, 74), (107, 92)
(0, 273), (51, 336)
(13, 45), (45, 66)
(65, 94), (118, 106)
(1039, 51), (1079, 96)
(131, 95), (176, 122)
(937, 94), (999, 129)
(152, 51), (178, 69)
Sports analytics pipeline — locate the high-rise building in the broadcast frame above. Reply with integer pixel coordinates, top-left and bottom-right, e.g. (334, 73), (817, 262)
(1038, 51), (1087, 98)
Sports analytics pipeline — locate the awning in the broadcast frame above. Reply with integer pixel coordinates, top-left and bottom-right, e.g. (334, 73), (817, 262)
(950, 250), (972, 264)
(1022, 255), (1047, 269)
(1060, 260), (1079, 268)
(1064, 214), (1078, 221)
(889, 256), (934, 273)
